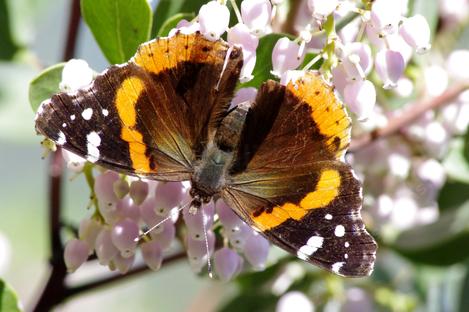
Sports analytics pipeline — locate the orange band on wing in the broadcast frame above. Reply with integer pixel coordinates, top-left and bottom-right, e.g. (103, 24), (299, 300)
(287, 73), (351, 159)
(115, 77), (152, 173)
(252, 169), (341, 231)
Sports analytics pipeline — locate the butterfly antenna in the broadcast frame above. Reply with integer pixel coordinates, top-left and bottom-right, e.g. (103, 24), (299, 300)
(134, 200), (191, 242)
(202, 206), (214, 278)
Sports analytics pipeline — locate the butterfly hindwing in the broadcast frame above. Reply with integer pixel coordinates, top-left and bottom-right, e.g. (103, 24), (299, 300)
(223, 72), (376, 277)
(35, 32), (243, 180)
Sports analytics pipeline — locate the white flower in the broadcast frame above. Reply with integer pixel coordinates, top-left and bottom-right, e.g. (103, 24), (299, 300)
(198, 1), (230, 41)
(399, 14), (431, 54)
(59, 59), (93, 92)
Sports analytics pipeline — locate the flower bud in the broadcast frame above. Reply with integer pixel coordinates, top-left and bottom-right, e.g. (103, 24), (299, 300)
(111, 218), (139, 257)
(94, 170), (119, 206)
(139, 197), (163, 227)
(59, 59), (93, 92)
(78, 218), (102, 250)
(241, 0), (272, 35)
(214, 247), (244, 281)
(188, 254), (209, 273)
(307, 0), (338, 19)
(370, 0), (402, 35)
(228, 23), (259, 81)
(154, 182), (185, 216)
(95, 228), (119, 265)
(141, 240), (163, 271)
(343, 288), (374, 312)
(271, 37), (305, 77)
(340, 42), (373, 80)
(399, 14), (431, 54)
(113, 179), (129, 199)
(183, 202), (215, 234)
(186, 230), (215, 258)
(112, 253), (134, 274)
(99, 200), (119, 225)
(216, 200), (244, 230)
(415, 159), (446, 190)
(64, 239), (89, 273)
(280, 70), (305, 86)
(343, 80), (376, 121)
(62, 150), (86, 172)
(231, 87), (258, 109)
(243, 232), (269, 269)
(168, 19), (200, 37)
(331, 65), (348, 96)
(447, 50), (469, 81)
(276, 291), (314, 312)
(116, 197), (140, 223)
(129, 180), (148, 205)
(150, 222), (176, 250)
(227, 223), (252, 250)
(198, 1), (230, 41)
(375, 49), (405, 89)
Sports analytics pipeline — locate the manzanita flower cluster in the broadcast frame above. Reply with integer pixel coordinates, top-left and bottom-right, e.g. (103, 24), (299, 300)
(58, 0), (439, 282)
(65, 168), (270, 277)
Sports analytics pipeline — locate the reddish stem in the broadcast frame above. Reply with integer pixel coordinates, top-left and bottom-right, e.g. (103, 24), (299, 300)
(349, 83), (469, 153)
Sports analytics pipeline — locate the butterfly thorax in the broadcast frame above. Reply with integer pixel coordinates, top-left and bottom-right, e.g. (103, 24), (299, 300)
(191, 145), (232, 201)
(189, 103), (250, 208)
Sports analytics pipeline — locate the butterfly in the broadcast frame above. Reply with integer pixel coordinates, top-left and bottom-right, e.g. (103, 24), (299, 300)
(35, 31), (377, 277)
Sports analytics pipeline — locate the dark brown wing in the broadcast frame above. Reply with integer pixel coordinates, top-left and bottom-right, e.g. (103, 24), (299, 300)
(230, 72), (350, 174)
(223, 161), (376, 277)
(222, 72), (376, 277)
(35, 32), (243, 180)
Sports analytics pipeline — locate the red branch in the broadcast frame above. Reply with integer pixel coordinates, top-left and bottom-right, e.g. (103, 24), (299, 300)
(349, 83), (469, 153)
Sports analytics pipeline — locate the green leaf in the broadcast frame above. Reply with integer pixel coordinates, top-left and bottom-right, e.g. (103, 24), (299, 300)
(300, 53), (323, 70)
(0, 0), (21, 60)
(459, 262), (469, 312)
(464, 126), (469, 163)
(236, 257), (291, 292)
(0, 279), (22, 312)
(240, 33), (293, 89)
(81, 0), (152, 64)
(28, 63), (64, 112)
(443, 138), (469, 184)
(151, 0), (206, 38)
(217, 293), (278, 312)
(392, 202), (469, 266)
(438, 181), (469, 212)
(157, 13), (195, 37)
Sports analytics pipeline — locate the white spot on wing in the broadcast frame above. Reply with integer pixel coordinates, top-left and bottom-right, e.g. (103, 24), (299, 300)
(332, 262), (345, 274)
(62, 123), (67, 128)
(298, 245), (316, 256)
(325, 214), (333, 220)
(70, 114), (76, 120)
(56, 131), (66, 146)
(297, 251), (309, 261)
(345, 242), (350, 248)
(102, 109), (109, 116)
(87, 131), (101, 146)
(306, 236), (323, 248)
(82, 108), (93, 120)
(335, 225), (345, 237)
(86, 131), (101, 163)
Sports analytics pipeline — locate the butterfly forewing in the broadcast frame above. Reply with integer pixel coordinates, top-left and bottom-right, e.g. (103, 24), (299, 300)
(35, 32), (243, 180)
